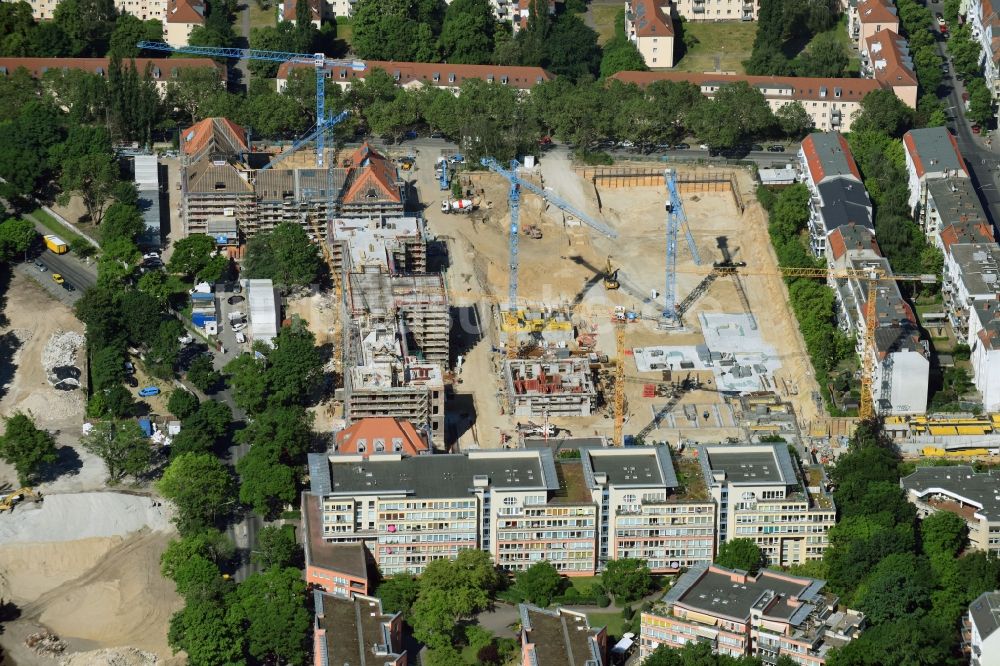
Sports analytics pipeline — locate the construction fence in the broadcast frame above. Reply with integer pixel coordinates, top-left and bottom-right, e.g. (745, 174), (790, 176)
(574, 167), (745, 214)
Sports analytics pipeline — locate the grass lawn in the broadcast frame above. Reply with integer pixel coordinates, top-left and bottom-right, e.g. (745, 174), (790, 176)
(566, 576), (602, 594)
(250, 1), (276, 29)
(674, 21), (757, 74)
(27, 208), (91, 248)
(586, 611), (627, 638)
(335, 18), (353, 49)
(590, 4), (621, 45)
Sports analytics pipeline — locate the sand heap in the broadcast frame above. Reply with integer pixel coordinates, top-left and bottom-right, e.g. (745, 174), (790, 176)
(0, 492), (172, 545)
(61, 646), (159, 666)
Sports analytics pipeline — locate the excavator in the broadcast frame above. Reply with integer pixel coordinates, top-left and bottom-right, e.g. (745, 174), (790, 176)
(0, 487), (42, 513)
(603, 256), (620, 291)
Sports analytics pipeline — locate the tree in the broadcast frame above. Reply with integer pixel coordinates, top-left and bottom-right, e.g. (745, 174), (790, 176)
(168, 388), (200, 420)
(266, 323), (323, 406)
(600, 37), (648, 78)
(187, 354), (223, 393)
(157, 452), (235, 534)
(237, 445), (297, 516)
(162, 552), (229, 600)
(411, 549), (500, 649)
(81, 420), (151, 483)
(57, 142), (117, 225)
(233, 567), (310, 665)
(794, 32), (849, 77)
(52, 0), (116, 56)
(850, 89), (913, 138)
(108, 14), (163, 58)
(715, 538), (764, 574)
(920, 510), (968, 559)
(236, 404), (313, 461)
(690, 81), (776, 148)
(161, 529), (235, 577)
(376, 574), (421, 617)
(224, 353), (269, 413)
(424, 646), (466, 666)
(248, 23), (298, 77)
(776, 102), (813, 138)
(0, 218), (36, 262)
(168, 598), (246, 666)
(0, 411), (57, 485)
(137, 271), (173, 305)
(438, 0), (498, 64)
(351, 0), (439, 61)
(826, 617), (952, 666)
(243, 222), (321, 287)
(167, 234), (217, 279)
(253, 525), (300, 569)
(967, 77), (995, 128)
(602, 557), (651, 603)
(544, 13), (601, 81)
(97, 238), (141, 289)
(100, 202), (144, 244)
(166, 67), (228, 124)
(853, 553), (932, 624)
(517, 561), (562, 606)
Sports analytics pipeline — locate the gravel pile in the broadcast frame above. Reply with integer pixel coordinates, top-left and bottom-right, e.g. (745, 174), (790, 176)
(42, 331), (84, 373)
(61, 647), (159, 666)
(0, 493), (173, 544)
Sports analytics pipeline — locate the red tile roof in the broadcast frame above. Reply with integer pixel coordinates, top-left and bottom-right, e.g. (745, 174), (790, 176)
(335, 417), (429, 456)
(864, 30), (918, 89)
(343, 143), (402, 205)
(801, 133), (862, 184)
(629, 0), (674, 38)
(277, 60), (553, 91)
(940, 220), (996, 253)
(828, 224), (880, 261)
(166, 0), (205, 24)
(856, 0), (898, 25)
(181, 117), (248, 156)
(609, 71), (882, 104)
(0, 57), (221, 81)
(283, 0), (321, 22)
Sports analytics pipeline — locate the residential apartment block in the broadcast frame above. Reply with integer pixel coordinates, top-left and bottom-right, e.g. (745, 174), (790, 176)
(902, 127), (970, 222)
(970, 299), (1000, 411)
(943, 243), (1000, 347)
(698, 443), (835, 567)
(277, 60), (553, 95)
(798, 132), (872, 257)
(625, 0), (676, 68)
(925, 178), (992, 244)
(164, 0), (206, 46)
(0, 57), (222, 96)
(312, 590), (406, 666)
(20, 0), (171, 21)
(180, 118), (404, 242)
(304, 446), (718, 577)
(520, 605), (607, 666)
(966, 591), (1000, 666)
(861, 30), (918, 109)
(967, 0), (1000, 102)
(901, 466), (1000, 555)
(640, 563), (866, 665)
(848, 0), (899, 50)
(673, 0), (758, 21)
(302, 493), (371, 596)
(611, 72), (881, 133)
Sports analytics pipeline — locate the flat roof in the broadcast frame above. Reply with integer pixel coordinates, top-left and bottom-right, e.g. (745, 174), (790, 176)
(948, 243), (1000, 297)
(582, 446), (678, 488)
(316, 592), (402, 666)
(699, 443), (797, 486)
(969, 591), (1000, 640)
(520, 605), (602, 666)
(302, 493), (369, 580)
(901, 465), (1000, 521)
(665, 563), (824, 624)
(325, 450), (559, 498)
(246, 278), (278, 344)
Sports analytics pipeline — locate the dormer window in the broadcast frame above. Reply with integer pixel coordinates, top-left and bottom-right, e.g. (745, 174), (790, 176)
(448, 73), (456, 83)
(357, 438), (367, 453)
(374, 438), (385, 452)
(392, 437), (403, 452)
(500, 75), (508, 85)
(393, 70), (401, 81)
(432, 72), (440, 82)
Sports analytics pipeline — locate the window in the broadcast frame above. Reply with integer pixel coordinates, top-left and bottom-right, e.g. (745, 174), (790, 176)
(374, 438), (385, 452)
(357, 438), (367, 453)
(503, 497), (518, 506)
(623, 494), (638, 504)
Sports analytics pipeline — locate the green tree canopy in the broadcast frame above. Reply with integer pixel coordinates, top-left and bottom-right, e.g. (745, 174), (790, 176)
(0, 218), (37, 262)
(81, 420), (151, 483)
(157, 452), (235, 534)
(850, 89), (913, 138)
(376, 574), (421, 617)
(438, 0), (498, 64)
(516, 560), (562, 606)
(167, 388), (200, 420)
(253, 525), (300, 569)
(168, 597), (246, 665)
(243, 222), (321, 287)
(601, 557), (651, 603)
(0, 411), (57, 485)
(715, 538), (764, 574)
(233, 566), (310, 665)
(920, 510), (968, 559)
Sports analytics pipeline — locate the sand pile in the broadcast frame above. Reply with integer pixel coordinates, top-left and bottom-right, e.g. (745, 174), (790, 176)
(42, 330), (84, 389)
(61, 647), (159, 666)
(0, 536), (119, 602)
(0, 492), (173, 544)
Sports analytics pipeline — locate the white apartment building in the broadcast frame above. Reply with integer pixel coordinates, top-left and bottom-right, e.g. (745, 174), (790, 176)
(970, 299), (1000, 411)
(943, 243), (1000, 344)
(18, 0), (164, 20)
(848, 0), (899, 50)
(967, 0), (1000, 101)
(924, 177), (992, 245)
(902, 127), (970, 221)
(613, 72), (881, 132)
(967, 591), (1000, 666)
(697, 443), (836, 567)
(901, 466), (1000, 555)
(673, 0), (757, 21)
(164, 0), (206, 47)
(277, 61), (553, 94)
(625, 0), (676, 68)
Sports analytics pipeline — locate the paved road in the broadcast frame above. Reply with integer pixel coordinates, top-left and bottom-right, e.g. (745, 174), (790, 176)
(234, 2), (251, 92)
(23, 213), (98, 293)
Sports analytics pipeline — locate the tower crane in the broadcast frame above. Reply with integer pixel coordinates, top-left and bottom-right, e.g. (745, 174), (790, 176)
(479, 157), (618, 309)
(662, 168), (702, 327)
(137, 41), (364, 167)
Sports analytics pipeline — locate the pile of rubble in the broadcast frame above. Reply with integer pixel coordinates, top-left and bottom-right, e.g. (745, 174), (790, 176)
(42, 330), (84, 389)
(60, 647), (159, 666)
(25, 630), (66, 656)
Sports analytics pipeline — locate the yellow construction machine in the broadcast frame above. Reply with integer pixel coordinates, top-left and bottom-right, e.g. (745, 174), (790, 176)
(0, 487), (42, 513)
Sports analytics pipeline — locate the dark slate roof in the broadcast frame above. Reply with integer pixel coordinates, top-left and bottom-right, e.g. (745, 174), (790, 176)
(901, 465), (1000, 521)
(580, 445), (678, 488)
(969, 591), (1000, 640)
(816, 179), (873, 234)
(697, 443), (797, 486)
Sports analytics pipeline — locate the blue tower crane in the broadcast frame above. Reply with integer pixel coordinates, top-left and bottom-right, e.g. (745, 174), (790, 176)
(137, 41), (364, 167)
(662, 169), (701, 326)
(480, 157), (618, 309)
(258, 110), (350, 171)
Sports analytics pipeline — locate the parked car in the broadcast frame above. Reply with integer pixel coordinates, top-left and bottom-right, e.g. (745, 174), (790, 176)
(673, 143), (691, 150)
(430, 131), (444, 138)
(768, 144), (785, 152)
(138, 386), (160, 397)
(973, 124), (982, 134)
(51, 273), (64, 284)
(62, 282), (75, 292)
(936, 13), (945, 26)
(619, 140), (635, 148)
(699, 144), (710, 150)
(126, 375), (138, 387)
(751, 144), (764, 152)
(34, 260), (47, 272)
(235, 331), (247, 344)
(231, 322), (246, 332)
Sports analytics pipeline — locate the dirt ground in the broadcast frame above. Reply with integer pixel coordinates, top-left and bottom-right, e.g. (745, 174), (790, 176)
(414, 150), (822, 447)
(284, 290), (345, 434)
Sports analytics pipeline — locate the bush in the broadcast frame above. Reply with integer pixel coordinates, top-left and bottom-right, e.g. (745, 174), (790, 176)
(563, 586), (580, 600)
(496, 588), (525, 604)
(71, 237), (98, 258)
(623, 605), (634, 620)
(576, 150), (614, 166)
(596, 593), (611, 608)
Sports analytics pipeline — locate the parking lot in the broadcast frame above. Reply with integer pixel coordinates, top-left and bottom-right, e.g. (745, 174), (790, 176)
(211, 282), (250, 370)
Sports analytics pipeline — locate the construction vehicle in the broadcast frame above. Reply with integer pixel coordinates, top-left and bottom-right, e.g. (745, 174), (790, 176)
(0, 487), (42, 513)
(400, 155), (415, 171)
(523, 224), (542, 239)
(603, 256), (620, 290)
(43, 234), (68, 254)
(441, 198), (477, 214)
(436, 157), (450, 190)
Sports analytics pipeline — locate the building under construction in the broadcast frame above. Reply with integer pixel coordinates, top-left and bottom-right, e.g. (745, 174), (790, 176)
(328, 216), (427, 276)
(180, 118), (404, 243)
(503, 359), (597, 417)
